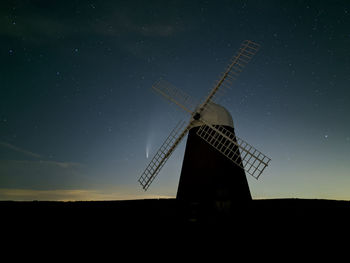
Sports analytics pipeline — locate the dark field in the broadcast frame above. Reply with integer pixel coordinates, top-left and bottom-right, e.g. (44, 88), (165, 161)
(3, 198), (348, 256)
(2, 198), (350, 227)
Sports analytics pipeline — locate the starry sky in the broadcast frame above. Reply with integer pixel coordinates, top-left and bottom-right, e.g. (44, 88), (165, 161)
(1, 0), (349, 201)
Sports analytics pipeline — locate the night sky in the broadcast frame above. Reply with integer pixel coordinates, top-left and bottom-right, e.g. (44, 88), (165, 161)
(1, 0), (349, 201)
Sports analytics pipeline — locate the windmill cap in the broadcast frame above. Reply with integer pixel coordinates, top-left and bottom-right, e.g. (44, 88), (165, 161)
(192, 102), (234, 128)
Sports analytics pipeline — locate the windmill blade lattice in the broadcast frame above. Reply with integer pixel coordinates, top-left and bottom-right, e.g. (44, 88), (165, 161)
(152, 79), (198, 114)
(196, 122), (270, 179)
(138, 120), (192, 190)
(199, 40), (260, 110)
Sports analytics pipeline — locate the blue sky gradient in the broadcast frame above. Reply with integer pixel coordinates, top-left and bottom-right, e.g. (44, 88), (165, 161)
(0, 0), (349, 200)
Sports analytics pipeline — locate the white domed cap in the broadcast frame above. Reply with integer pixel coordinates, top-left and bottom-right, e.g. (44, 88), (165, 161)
(192, 102), (234, 128)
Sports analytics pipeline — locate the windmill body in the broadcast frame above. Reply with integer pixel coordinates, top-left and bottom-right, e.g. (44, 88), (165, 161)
(177, 103), (252, 203)
(138, 40), (270, 205)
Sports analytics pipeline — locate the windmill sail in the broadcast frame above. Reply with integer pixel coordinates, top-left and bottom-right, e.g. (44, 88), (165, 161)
(152, 79), (197, 114)
(138, 120), (192, 190)
(198, 40), (260, 112)
(196, 121), (270, 179)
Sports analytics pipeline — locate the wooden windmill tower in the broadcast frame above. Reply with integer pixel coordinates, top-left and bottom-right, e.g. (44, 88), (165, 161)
(138, 40), (271, 207)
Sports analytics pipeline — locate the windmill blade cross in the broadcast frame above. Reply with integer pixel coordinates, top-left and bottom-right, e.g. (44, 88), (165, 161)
(138, 120), (192, 190)
(196, 120), (270, 179)
(139, 40), (269, 191)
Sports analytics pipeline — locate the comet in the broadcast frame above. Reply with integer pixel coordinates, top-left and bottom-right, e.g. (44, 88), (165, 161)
(146, 145), (149, 159)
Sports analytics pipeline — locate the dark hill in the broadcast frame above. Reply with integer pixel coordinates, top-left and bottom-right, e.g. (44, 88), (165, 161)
(3, 198), (349, 254)
(2, 198), (349, 228)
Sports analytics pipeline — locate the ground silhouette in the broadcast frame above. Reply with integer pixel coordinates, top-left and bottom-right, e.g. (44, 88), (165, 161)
(2, 198), (349, 228)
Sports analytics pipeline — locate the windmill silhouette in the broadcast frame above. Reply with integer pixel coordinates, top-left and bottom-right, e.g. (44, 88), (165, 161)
(138, 40), (270, 206)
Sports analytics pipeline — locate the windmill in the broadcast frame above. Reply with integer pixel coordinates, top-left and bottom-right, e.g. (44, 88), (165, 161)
(138, 40), (271, 205)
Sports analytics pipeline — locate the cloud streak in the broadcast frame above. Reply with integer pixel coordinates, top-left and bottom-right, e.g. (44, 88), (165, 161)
(0, 141), (42, 159)
(0, 159), (86, 190)
(0, 3), (192, 45)
(0, 188), (173, 201)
